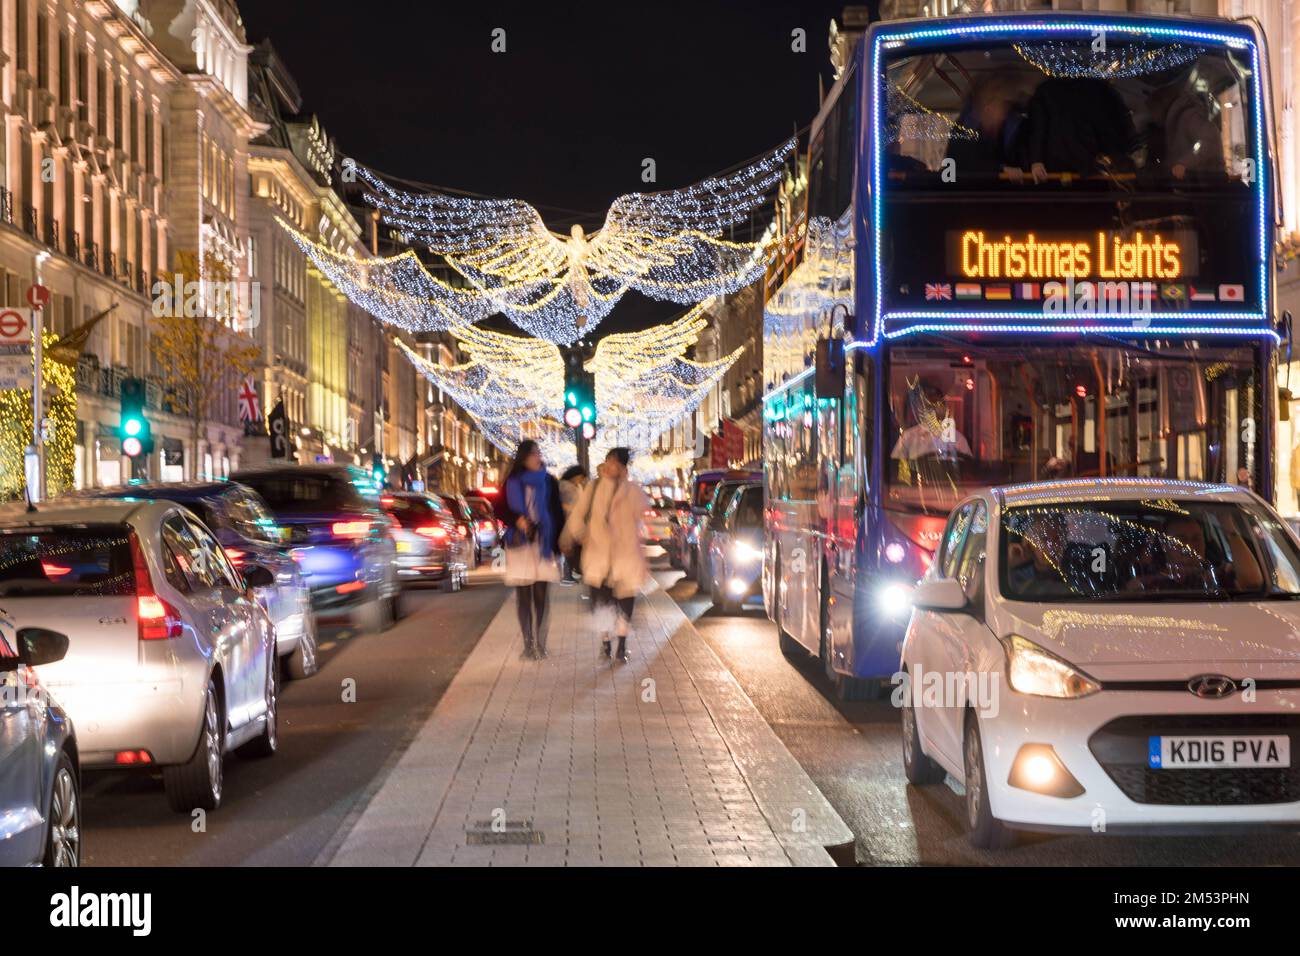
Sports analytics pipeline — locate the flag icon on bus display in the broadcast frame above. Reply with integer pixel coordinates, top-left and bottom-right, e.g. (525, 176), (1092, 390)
(924, 283), (952, 301)
(1189, 286), (1216, 301)
(1013, 282), (1040, 300)
(984, 284), (1011, 301)
(955, 283), (981, 300)
(1161, 284), (1187, 301)
(1218, 284), (1245, 302)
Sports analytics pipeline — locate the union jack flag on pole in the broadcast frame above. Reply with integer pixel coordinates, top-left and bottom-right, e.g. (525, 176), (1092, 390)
(238, 376), (261, 423)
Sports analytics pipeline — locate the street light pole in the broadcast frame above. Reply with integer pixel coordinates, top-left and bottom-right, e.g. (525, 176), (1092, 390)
(32, 251), (50, 502)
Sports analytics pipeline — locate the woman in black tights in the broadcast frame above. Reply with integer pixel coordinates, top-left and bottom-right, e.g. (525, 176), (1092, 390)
(499, 440), (565, 659)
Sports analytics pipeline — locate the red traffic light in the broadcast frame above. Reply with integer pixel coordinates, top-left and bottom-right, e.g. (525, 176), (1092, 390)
(564, 407), (582, 428)
(581, 421), (596, 440)
(122, 436), (143, 457)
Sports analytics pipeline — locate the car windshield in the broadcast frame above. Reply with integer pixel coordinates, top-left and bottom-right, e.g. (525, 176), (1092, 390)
(465, 498), (494, 520)
(384, 496), (436, 528)
(730, 488), (763, 529)
(0, 526), (136, 597)
(235, 475), (363, 515)
(694, 479), (721, 508)
(999, 498), (1300, 602)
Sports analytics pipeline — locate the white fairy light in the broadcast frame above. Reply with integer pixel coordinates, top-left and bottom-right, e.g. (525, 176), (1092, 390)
(353, 138), (796, 343)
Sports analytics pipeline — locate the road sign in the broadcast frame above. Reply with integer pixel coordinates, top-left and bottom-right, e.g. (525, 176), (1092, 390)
(0, 308), (31, 345)
(0, 354), (33, 390)
(26, 284), (49, 310)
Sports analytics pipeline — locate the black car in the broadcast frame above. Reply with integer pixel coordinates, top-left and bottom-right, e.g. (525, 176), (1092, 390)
(232, 464), (403, 631)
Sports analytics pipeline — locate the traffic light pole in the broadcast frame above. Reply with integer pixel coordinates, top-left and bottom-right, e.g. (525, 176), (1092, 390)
(576, 429), (589, 475)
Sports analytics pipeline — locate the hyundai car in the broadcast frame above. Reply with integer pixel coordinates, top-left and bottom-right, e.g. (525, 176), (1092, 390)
(902, 479), (1300, 848)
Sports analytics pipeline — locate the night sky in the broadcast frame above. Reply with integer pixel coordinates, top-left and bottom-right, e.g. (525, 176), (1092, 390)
(241, 0), (857, 332)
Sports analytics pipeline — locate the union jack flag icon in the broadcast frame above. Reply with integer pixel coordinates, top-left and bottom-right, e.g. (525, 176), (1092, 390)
(924, 283), (953, 301)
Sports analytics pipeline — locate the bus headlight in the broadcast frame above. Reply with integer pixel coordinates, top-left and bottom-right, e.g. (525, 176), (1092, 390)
(1001, 635), (1100, 699)
(732, 541), (763, 564)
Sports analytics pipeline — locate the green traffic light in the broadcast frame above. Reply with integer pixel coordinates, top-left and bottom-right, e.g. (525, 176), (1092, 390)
(123, 417), (143, 437)
(581, 406), (593, 422)
(567, 390), (577, 406)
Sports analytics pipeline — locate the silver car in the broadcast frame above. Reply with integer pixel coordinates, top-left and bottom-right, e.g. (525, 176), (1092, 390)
(0, 619), (80, 866)
(0, 499), (278, 813)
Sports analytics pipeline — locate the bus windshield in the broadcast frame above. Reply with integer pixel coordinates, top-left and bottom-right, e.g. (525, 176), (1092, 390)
(885, 338), (1263, 517)
(886, 37), (1256, 191)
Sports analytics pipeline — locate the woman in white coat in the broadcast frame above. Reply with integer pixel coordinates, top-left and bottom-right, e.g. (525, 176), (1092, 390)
(561, 447), (649, 662)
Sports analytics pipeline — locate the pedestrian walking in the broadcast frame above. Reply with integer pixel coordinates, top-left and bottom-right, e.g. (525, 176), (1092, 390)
(561, 447), (649, 663)
(557, 465), (588, 584)
(501, 440), (565, 659)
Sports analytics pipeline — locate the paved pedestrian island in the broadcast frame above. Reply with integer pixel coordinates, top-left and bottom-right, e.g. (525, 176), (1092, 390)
(325, 579), (853, 866)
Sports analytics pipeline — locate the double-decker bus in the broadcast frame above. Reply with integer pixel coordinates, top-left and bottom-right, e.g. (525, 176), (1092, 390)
(762, 11), (1283, 699)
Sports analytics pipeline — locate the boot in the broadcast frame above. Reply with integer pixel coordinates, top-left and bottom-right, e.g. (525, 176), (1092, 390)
(616, 635), (629, 663)
(601, 639), (611, 659)
(521, 638), (535, 660)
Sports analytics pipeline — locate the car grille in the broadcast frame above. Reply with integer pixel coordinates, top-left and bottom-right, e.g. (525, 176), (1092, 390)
(1089, 714), (1300, 806)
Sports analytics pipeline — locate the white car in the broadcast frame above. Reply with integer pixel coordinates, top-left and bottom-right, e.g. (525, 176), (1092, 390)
(900, 478), (1300, 848)
(0, 498), (278, 813)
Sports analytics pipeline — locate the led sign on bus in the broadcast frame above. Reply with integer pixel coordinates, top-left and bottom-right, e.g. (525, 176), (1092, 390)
(958, 231), (1183, 280)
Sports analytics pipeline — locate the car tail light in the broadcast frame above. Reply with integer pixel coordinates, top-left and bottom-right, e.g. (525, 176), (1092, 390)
(416, 526), (449, 540)
(477, 520), (494, 531)
(458, 525), (470, 538)
(114, 749), (153, 766)
(332, 520), (370, 539)
(131, 532), (182, 641)
(644, 509), (656, 518)
(336, 580), (366, 595)
(40, 560), (71, 577)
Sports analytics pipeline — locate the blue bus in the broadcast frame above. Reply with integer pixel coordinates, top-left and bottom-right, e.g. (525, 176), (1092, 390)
(762, 11), (1283, 699)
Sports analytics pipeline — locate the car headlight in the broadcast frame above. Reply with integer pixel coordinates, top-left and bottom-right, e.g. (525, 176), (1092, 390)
(1001, 634), (1100, 699)
(732, 541), (763, 564)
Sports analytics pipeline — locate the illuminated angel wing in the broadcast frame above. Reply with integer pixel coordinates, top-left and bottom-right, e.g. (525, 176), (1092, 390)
(360, 168), (570, 300)
(585, 138), (796, 301)
(585, 303), (710, 382)
(280, 219), (494, 329)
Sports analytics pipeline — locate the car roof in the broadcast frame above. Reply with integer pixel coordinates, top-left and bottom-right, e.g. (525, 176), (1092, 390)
(0, 496), (171, 528)
(993, 478), (1249, 508)
(87, 480), (238, 501)
(232, 463), (358, 479)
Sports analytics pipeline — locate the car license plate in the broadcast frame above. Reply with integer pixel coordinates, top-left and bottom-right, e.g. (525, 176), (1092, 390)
(1148, 735), (1291, 769)
(396, 542), (412, 553)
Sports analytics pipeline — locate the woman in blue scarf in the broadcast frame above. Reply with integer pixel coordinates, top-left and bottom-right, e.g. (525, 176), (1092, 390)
(501, 440), (565, 659)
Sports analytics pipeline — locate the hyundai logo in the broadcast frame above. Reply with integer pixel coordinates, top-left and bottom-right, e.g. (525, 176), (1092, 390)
(1187, 674), (1237, 699)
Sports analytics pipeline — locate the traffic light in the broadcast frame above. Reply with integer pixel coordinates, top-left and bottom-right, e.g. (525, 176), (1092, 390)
(370, 452), (387, 486)
(563, 350), (586, 428)
(118, 377), (153, 458)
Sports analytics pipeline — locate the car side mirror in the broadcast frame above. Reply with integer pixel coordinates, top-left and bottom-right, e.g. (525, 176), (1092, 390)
(16, 627), (70, 667)
(242, 564), (276, 590)
(911, 577), (968, 613)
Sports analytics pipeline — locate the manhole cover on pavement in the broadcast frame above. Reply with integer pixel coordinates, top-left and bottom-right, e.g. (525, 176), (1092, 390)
(465, 820), (545, 846)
